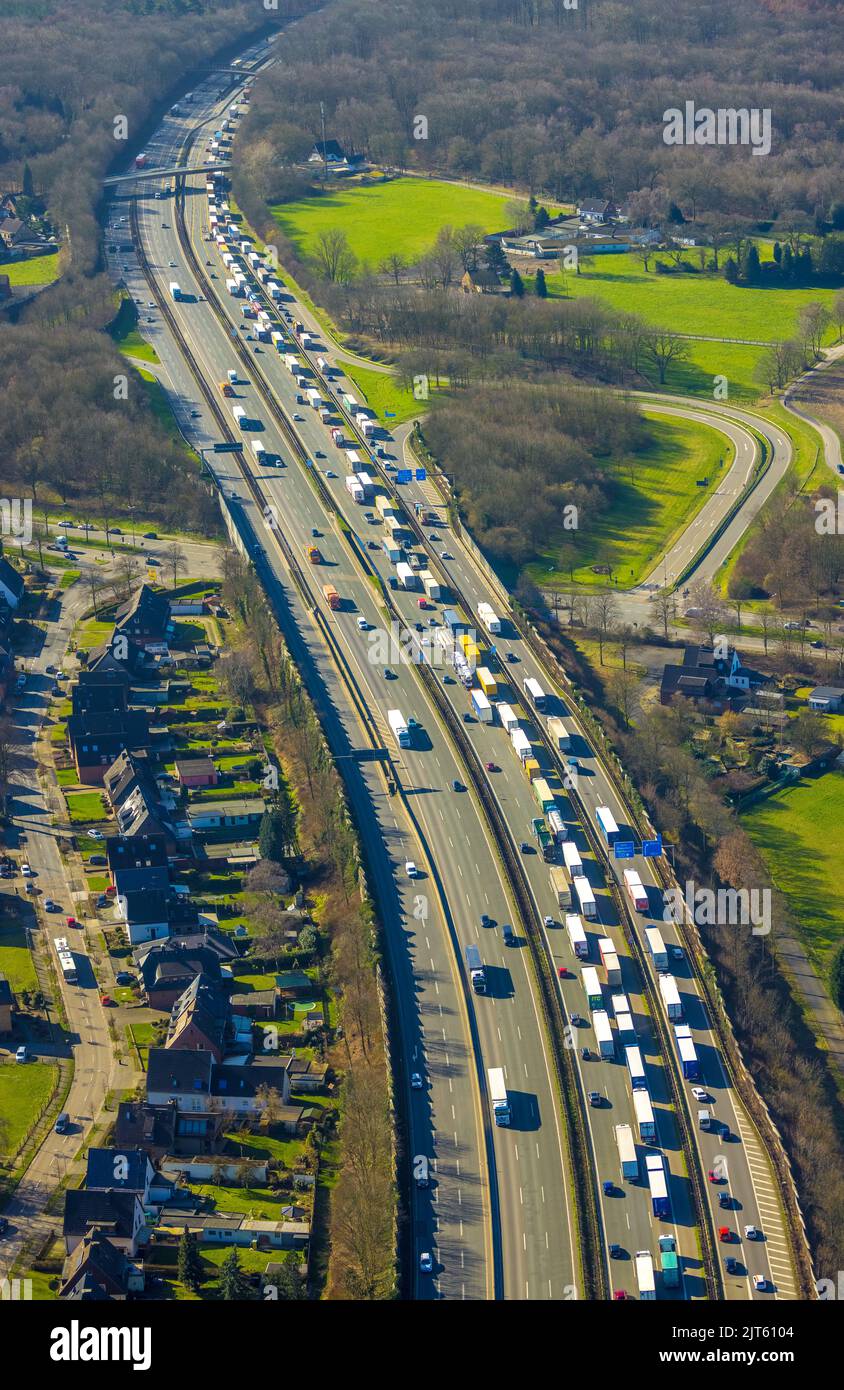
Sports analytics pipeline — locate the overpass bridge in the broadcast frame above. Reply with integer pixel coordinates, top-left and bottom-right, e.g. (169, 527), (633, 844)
(103, 163), (228, 187)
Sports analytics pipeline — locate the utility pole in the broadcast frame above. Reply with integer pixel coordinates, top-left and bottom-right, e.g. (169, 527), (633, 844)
(320, 100), (328, 182)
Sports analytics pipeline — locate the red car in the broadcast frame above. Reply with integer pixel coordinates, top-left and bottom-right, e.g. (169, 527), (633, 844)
(100, 995), (114, 1007)
(718, 1227), (734, 1243)
(485, 762), (498, 772)
(613, 1290), (627, 1301)
(66, 916), (79, 928)
(558, 966), (572, 979)
(708, 1169), (724, 1183)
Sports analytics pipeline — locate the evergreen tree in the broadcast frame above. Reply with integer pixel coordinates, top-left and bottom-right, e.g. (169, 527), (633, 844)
(264, 1251), (306, 1300)
(724, 257), (739, 285)
(534, 205), (550, 231)
(484, 238), (509, 277)
(178, 1227), (204, 1293)
(22, 162), (33, 198)
(218, 1248), (251, 1300)
(258, 803), (295, 863)
(772, 241), (782, 264)
(831, 943), (844, 1012)
(742, 243), (761, 285)
(781, 244), (794, 280)
(535, 268), (548, 298)
(510, 268), (525, 298)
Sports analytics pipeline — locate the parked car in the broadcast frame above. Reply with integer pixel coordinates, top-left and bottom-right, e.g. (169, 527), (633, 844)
(15, 1046), (28, 1063)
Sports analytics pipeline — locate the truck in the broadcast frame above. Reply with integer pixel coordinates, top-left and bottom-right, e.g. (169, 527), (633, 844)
(547, 716), (572, 752)
(420, 571), (443, 601)
(305, 544), (322, 564)
(635, 1250), (656, 1300)
(465, 943), (486, 995)
(471, 689), (493, 723)
(476, 667), (498, 698)
(346, 476), (365, 503)
(593, 1009), (615, 1060)
(581, 965), (603, 1010)
(547, 808), (566, 844)
(645, 926), (669, 972)
(532, 778), (557, 815)
(488, 1067), (510, 1127)
(614, 1009), (636, 1042)
(219, 380), (235, 397)
(573, 876), (597, 920)
(376, 495), (400, 522)
(511, 728), (532, 763)
(382, 537), (402, 564)
(387, 709), (410, 749)
(497, 703), (518, 733)
(225, 278), (241, 296)
(660, 1247), (680, 1290)
(566, 914), (588, 959)
(625, 1044), (647, 1092)
(477, 601), (501, 635)
(633, 1087), (656, 1142)
(595, 806), (620, 845)
(549, 864), (572, 910)
(623, 868), (649, 913)
(396, 561), (419, 591)
(562, 841), (584, 879)
(659, 973), (683, 1022)
(524, 758), (541, 783)
(596, 939), (621, 988)
(523, 676), (547, 710)
(231, 406), (247, 428)
(322, 584), (341, 611)
(673, 1024), (700, 1080)
(169, 282), (182, 301)
(250, 440), (266, 463)
(227, 369), (238, 383)
(645, 1153), (670, 1220)
(615, 1123), (639, 1181)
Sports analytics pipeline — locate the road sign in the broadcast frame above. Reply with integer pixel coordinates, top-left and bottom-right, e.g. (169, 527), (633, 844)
(614, 841), (636, 860)
(642, 838), (663, 857)
(213, 442), (243, 453)
(396, 468), (412, 484)
(415, 468), (427, 482)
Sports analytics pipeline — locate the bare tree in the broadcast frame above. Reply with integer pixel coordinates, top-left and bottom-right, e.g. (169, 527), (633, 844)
(165, 540), (186, 590)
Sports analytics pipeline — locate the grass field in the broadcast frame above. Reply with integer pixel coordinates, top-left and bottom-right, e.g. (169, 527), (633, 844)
(110, 294), (160, 364)
(271, 176), (518, 267)
(525, 409), (731, 588)
(742, 771), (844, 981)
(2, 252), (60, 287)
(64, 790), (109, 824)
(0, 1062), (59, 1157)
(0, 918), (38, 993)
(337, 360), (420, 424)
(534, 253), (839, 346)
(640, 339), (764, 403)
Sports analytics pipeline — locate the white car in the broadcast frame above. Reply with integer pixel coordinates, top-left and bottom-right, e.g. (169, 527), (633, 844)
(691, 1087), (709, 1102)
(21, 863), (32, 877)
(744, 1224), (761, 1241)
(356, 617), (368, 631)
(405, 860), (418, 879)
(670, 945), (684, 960)
(88, 829), (104, 841)
(419, 1251), (433, 1274)
(410, 1073), (423, 1090)
(752, 1273), (768, 1291)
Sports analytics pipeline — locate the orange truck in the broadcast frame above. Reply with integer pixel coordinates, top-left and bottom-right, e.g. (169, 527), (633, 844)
(219, 380), (235, 397)
(306, 544), (322, 564)
(322, 583), (341, 610)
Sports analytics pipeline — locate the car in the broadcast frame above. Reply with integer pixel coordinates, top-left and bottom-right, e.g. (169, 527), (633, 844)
(570, 1013), (586, 1027)
(410, 1073), (423, 1090)
(356, 617), (368, 631)
(543, 914), (555, 929)
(315, 450), (326, 459)
(670, 945), (684, 960)
(147, 301), (155, 309)
(45, 663), (56, 674)
(463, 712), (473, 723)
(581, 1046), (591, 1060)
(111, 527), (122, 535)
(811, 639), (825, 649)
(752, 1274), (768, 1292)
(25, 882), (36, 895)
(719, 1192), (731, 1209)
(21, 862), (32, 876)
(384, 668), (395, 680)
(558, 965), (572, 979)
(441, 552), (453, 560)
(101, 995), (115, 1007)
(60, 519), (75, 527)
(54, 1112), (70, 1134)
(405, 860), (418, 878)
(419, 1252), (433, 1274)
(485, 762), (498, 772)
(88, 828), (104, 840)
(414, 621), (424, 632)
(95, 895), (110, 909)
(502, 924), (514, 946)
(146, 554), (160, 566)
(603, 1180), (614, 1196)
(44, 900), (61, 913)
(443, 674), (454, 684)
(429, 533), (440, 542)
(613, 1290), (627, 1300)
(718, 1227), (734, 1243)
(169, 259), (177, 267)
(15, 1046), (28, 1063)
(520, 841), (532, 854)
(725, 1257), (739, 1275)
(66, 916), (79, 929)
(293, 412), (304, 421)
(89, 855), (107, 867)
(480, 913), (491, 929)
(744, 1225), (761, 1241)
(115, 971), (134, 986)
(506, 652), (519, 663)
(691, 1086), (709, 1101)
(451, 779), (464, 792)
(190, 410), (201, 419)
(588, 1091), (601, 1107)
(326, 470), (337, 479)
(143, 531), (157, 540)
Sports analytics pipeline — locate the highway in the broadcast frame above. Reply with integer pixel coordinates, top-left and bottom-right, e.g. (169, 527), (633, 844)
(110, 49), (581, 1303)
(105, 42), (807, 1301)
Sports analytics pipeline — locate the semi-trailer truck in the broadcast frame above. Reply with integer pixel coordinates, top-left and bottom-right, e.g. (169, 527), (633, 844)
(673, 1024), (700, 1080)
(497, 703), (518, 733)
(470, 689), (493, 723)
(645, 926), (669, 972)
(322, 584), (341, 611)
(598, 937), (622, 988)
(633, 1087), (657, 1142)
(645, 1153), (670, 1219)
(465, 943), (486, 994)
(595, 805), (620, 845)
(387, 708), (411, 749)
(477, 601), (501, 634)
(566, 914), (588, 959)
(573, 877), (597, 919)
(562, 842), (584, 879)
(615, 1123), (639, 1180)
(547, 716), (572, 751)
(488, 1067), (510, 1126)
(635, 1250), (656, 1300)
(581, 965), (603, 1010)
(549, 864), (573, 910)
(169, 282), (182, 300)
(659, 973), (683, 1021)
(532, 778), (557, 814)
(623, 868), (649, 912)
(547, 808), (566, 844)
(593, 1009), (615, 1060)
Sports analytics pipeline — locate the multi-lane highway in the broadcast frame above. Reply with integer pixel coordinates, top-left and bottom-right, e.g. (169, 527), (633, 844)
(103, 44), (807, 1301)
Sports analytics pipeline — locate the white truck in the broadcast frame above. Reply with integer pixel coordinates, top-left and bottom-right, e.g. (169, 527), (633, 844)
(549, 864), (573, 910)
(659, 973), (683, 1022)
(396, 561), (419, 590)
(635, 1250), (656, 1300)
(387, 709), (410, 749)
(497, 703), (518, 733)
(573, 876), (597, 920)
(593, 1009), (615, 1060)
(488, 1067), (510, 1127)
(470, 688), (492, 723)
(169, 282), (181, 301)
(615, 1123), (639, 1181)
(645, 925), (669, 972)
(547, 715), (572, 751)
(477, 601), (501, 634)
(511, 728), (532, 762)
(465, 943), (486, 995)
(623, 868), (649, 913)
(562, 841), (584, 879)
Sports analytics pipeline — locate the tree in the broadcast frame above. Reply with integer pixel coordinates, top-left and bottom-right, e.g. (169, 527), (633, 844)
(313, 227), (357, 284)
(379, 252), (406, 286)
(504, 199), (531, 234)
(22, 162), (34, 198)
(790, 708), (829, 756)
(831, 942), (844, 1012)
(534, 268), (548, 298)
(218, 1248), (251, 1300)
(798, 302), (831, 359)
(509, 268), (525, 298)
(165, 540), (186, 589)
(642, 330), (689, 385)
(593, 591), (617, 665)
(178, 1227), (204, 1293)
(263, 1250), (306, 1300)
(650, 587), (676, 641)
(606, 667), (639, 728)
(258, 799), (297, 862)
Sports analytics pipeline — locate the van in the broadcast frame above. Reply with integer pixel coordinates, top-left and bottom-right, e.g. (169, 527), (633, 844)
(414, 1155), (429, 1189)
(698, 1109), (711, 1131)
(15, 1046), (28, 1063)
(54, 1112), (70, 1134)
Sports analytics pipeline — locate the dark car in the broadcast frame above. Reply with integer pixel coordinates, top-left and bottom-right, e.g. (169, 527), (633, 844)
(502, 924), (514, 946)
(89, 854), (108, 866)
(115, 971), (134, 986)
(54, 1112), (70, 1134)
(719, 1192), (731, 1209)
(143, 532), (157, 539)
(451, 779), (463, 792)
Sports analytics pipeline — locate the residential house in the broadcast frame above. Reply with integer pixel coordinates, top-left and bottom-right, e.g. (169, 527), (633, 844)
(106, 833), (170, 895)
(229, 989), (278, 1021)
(135, 940), (224, 1010)
(307, 139), (361, 170)
(0, 556), (25, 610)
(186, 798), (265, 837)
(114, 584), (173, 654)
(59, 1231), (145, 1301)
(103, 749), (154, 811)
(460, 268), (502, 293)
(114, 1100), (178, 1159)
(175, 757), (218, 789)
(62, 1189), (146, 1257)
(0, 218), (26, 249)
(166, 973), (230, 1063)
(211, 1055), (292, 1112)
(146, 1047), (215, 1113)
(0, 973), (14, 1033)
(67, 710), (151, 785)
(660, 644), (767, 708)
(0, 194), (19, 220)
(71, 668), (130, 718)
(156, 1210), (309, 1250)
(116, 888), (170, 945)
(807, 685), (844, 713)
(84, 1148), (172, 1207)
(577, 198), (617, 224)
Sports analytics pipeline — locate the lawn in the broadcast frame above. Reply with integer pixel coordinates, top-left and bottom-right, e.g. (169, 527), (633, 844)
(525, 409), (731, 588)
(742, 771), (844, 982)
(0, 1062), (59, 1157)
(337, 361), (421, 424)
(2, 252), (60, 287)
(536, 252), (840, 346)
(0, 918), (38, 993)
(191, 1181), (293, 1219)
(64, 790), (109, 824)
(271, 175), (518, 268)
(640, 339), (764, 403)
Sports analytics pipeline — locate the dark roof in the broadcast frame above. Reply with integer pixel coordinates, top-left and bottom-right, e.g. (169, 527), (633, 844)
(61, 1275), (113, 1301)
(175, 757), (216, 778)
(114, 1100), (177, 1152)
(0, 973), (13, 1007)
(137, 941), (223, 994)
(0, 556), (25, 600)
(212, 1057), (291, 1101)
(120, 889), (169, 924)
(146, 1046), (214, 1095)
(106, 833), (168, 873)
(579, 198), (611, 213)
(63, 1189), (141, 1241)
(809, 686), (844, 701)
(67, 710), (150, 757)
(114, 584), (171, 637)
(168, 973), (229, 1052)
(311, 139), (347, 161)
(85, 1148), (151, 1194)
